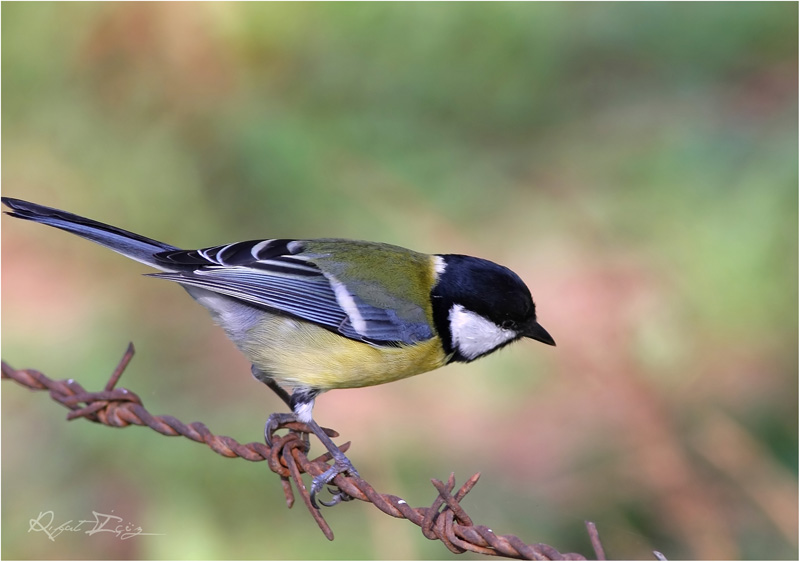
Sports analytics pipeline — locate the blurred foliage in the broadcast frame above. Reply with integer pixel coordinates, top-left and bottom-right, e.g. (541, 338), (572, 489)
(2, 3), (797, 560)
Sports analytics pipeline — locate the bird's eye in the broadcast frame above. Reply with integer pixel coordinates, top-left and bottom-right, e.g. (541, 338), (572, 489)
(501, 320), (516, 330)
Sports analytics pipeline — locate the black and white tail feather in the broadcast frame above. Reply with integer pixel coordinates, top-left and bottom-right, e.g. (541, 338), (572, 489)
(3, 197), (318, 278)
(3, 197), (179, 265)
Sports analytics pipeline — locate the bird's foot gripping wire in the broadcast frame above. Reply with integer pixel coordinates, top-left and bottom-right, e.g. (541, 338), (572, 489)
(265, 413), (360, 509)
(311, 451), (359, 508)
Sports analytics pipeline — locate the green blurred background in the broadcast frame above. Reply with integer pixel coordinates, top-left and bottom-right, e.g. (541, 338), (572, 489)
(2, 3), (797, 559)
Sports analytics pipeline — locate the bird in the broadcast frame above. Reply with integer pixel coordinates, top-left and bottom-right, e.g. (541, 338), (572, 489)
(2, 197), (555, 507)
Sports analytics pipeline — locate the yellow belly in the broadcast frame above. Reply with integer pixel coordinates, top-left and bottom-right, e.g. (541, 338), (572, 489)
(240, 315), (449, 390)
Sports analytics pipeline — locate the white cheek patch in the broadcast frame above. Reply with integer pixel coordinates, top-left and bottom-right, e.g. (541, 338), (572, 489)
(448, 304), (517, 360)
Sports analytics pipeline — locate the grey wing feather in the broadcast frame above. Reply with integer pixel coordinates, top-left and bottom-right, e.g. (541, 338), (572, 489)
(149, 239), (433, 345)
(150, 267), (355, 333)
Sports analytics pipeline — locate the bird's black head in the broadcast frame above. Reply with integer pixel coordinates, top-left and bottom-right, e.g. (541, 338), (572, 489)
(431, 254), (555, 363)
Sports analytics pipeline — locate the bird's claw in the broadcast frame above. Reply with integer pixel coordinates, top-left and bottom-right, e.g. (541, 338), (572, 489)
(319, 489), (354, 507)
(309, 457), (360, 509)
(264, 412), (298, 447)
(264, 413), (359, 509)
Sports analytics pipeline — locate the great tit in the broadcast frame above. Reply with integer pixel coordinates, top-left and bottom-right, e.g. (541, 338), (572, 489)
(2, 197), (555, 507)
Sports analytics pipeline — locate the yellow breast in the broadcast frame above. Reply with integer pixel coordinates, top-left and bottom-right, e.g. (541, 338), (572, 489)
(239, 315), (449, 390)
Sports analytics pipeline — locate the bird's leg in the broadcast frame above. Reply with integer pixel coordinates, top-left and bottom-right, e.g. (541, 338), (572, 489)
(291, 389), (360, 509)
(255, 372), (358, 507)
(253, 365), (292, 408)
(254, 366), (310, 449)
(302, 417), (360, 507)
(263, 411), (358, 507)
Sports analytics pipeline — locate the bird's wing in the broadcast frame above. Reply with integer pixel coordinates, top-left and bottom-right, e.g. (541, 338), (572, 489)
(149, 239), (434, 345)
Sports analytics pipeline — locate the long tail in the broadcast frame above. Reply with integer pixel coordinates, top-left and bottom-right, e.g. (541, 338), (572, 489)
(2, 197), (180, 269)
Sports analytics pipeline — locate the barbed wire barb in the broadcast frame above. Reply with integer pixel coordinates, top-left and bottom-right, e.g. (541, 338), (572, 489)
(3, 343), (604, 560)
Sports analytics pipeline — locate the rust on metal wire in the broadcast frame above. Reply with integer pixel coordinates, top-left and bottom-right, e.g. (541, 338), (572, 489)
(2, 343), (600, 560)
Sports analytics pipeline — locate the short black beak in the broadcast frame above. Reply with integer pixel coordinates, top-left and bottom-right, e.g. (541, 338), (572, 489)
(524, 321), (556, 346)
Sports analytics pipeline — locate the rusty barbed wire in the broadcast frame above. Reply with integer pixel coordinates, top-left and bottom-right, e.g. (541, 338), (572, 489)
(2, 343), (603, 560)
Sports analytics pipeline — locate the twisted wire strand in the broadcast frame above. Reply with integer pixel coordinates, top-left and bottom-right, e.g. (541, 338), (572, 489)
(2, 343), (600, 560)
